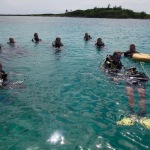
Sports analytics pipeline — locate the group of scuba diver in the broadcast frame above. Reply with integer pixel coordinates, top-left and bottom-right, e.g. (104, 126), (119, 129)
(0, 33), (63, 87)
(0, 32), (103, 49)
(100, 44), (150, 128)
(32, 33), (63, 48)
(0, 33), (64, 49)
(84, 32), (105, 48)
(1, 32), (150, 128)
(32, 32), (103, 48)
(84, 33), (149, 119)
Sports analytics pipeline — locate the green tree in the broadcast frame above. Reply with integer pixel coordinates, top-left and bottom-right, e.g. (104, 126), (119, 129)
(140, 11), (146, 18)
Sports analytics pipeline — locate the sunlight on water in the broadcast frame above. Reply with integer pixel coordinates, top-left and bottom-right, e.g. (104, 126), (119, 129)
(47, 131), (64, 145)
(26, 147), (39, 150)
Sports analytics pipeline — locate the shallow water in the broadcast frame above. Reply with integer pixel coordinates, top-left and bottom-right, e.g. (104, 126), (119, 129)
(0, 16), (150, 150)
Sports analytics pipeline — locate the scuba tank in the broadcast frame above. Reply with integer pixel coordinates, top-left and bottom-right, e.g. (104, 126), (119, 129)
(0, 79), (3, 86)
(125, 67), (149, 82)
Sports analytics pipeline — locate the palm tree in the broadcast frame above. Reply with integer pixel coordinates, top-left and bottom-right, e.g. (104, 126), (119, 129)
(108, 4), (111, 9)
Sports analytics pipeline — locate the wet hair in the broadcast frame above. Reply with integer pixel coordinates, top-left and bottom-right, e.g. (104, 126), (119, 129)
(55, 37), (61, 43)
(97, 38), (102, 41)
(130, 44), (136, 51)
(113, 51), (122, 57)
(9, 38), (15, 43)
(34, 33), (38, 36)
(130, 44), (135, 48)
(9, 38), (13, 41)
(112, 51), (122, 61)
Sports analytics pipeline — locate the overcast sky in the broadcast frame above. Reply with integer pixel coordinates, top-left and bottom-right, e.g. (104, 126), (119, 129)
(0, 0), (150, 14)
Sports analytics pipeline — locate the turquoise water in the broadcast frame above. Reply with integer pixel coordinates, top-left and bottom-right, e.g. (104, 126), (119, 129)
(0, 16), (150, 150)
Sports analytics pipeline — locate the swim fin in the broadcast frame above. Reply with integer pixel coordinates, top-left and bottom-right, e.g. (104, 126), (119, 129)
(117, 115), (137, 126)
(139, 117), (150, 130)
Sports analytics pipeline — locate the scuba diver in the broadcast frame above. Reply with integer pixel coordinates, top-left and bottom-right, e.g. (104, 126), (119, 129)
(117, 67), (149, 128)
(101, 51), (124, 82)
(84, 33), (92, 41)
(7, 38), (15, 44)
(32, 33), (42, 43)
(95, 38), (105, 48)
(124, 44), (138, 58)
(103, 51), (123, 74)
(52, 37), (64, 48)
(102, 51), (149, 117)
(0, 63), (8, 86)
(125, 67), (149, 116)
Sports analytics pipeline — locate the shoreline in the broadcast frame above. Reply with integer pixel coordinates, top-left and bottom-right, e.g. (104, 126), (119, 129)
(0, 7), (150, 19)
(0, 15), (150, 20)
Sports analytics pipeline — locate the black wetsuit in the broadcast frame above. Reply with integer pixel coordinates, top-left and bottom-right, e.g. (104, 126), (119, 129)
(124, 50), (138, 58)
(95, 42), (105, 47)
(104, 55), (123, 73)
(32, 38), (41, 43)
(52, 42), (63, 48)
(126, 69), (149, 88)
(0, 70), (7, 81)
(84, 35), (92, 41)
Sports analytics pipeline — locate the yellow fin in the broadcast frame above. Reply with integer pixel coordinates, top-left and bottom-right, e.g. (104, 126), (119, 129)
(117, 115), (137, 126)
(139, 117), (150, 130)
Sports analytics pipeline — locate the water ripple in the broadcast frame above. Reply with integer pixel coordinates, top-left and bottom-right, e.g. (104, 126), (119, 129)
(0, 16), (150, 150)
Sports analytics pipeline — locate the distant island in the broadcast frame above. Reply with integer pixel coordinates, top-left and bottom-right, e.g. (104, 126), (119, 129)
(1, 6), (150, 19)
(62, 7), (150, 19)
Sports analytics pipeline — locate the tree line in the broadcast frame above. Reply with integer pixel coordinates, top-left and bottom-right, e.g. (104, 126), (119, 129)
(62, 6), (150, 19)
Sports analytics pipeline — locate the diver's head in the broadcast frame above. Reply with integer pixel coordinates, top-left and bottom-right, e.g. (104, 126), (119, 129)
(34, 33), (38, 38)
(85, 33), (88, 36)
(112, 51), (122, 62)
(55, 37), (61, 44)
(9, 38), (15, 43)
(97, 38), (102, 43)
(129, 44), (136, 52)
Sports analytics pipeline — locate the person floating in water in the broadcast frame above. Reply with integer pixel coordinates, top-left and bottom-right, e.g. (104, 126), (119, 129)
(117, 67), (149, 127)
(0, 63), (8, 86)
(103, 51), (149, 116)
(84, 33), (92, 41)
(95, 38), (105, 48)
(32, 33), (42, 43)
(125, 67), (149, 116)
(124, 44), (138, 58)
(103, 51), (123, 73)
(8, 38), (15, 44)
(52, 37), (64, 48)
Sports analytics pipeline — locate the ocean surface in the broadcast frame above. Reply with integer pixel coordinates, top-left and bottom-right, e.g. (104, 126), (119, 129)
(0, 16), (150, 150)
